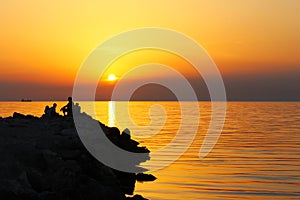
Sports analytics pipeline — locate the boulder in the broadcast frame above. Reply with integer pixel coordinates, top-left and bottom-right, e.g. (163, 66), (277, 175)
(136, 173), (157, 182)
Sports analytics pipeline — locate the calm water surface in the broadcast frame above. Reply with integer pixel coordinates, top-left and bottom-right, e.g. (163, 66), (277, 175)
(1, 102), (300, 199)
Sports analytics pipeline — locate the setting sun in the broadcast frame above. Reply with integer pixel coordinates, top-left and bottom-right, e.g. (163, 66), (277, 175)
(107, 74), (117, 82)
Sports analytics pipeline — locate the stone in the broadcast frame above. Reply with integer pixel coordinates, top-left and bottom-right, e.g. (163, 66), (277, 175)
(127, 194), (149, 200)
(136, 173), (157, 182)
(0, 111), (155, 200)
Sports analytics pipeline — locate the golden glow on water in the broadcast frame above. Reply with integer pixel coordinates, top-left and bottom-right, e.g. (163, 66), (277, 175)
(0, 102), (300, 199)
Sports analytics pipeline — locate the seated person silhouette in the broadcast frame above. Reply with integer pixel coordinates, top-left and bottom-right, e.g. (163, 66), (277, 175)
(44, 105), (51, 117)
(49, 103), (59, 117)
(73, 103), (81, 115)
(60, 97), (74, 116)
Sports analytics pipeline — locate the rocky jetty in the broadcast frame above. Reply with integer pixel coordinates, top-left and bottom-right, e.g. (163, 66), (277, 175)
(0, 112), (155, 200)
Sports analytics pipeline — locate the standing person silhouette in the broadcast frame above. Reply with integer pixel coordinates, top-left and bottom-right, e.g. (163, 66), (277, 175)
(60, 97), (74, 116)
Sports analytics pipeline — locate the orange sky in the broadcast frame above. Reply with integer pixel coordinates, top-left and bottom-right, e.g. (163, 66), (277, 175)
(0, 0), (299, 100)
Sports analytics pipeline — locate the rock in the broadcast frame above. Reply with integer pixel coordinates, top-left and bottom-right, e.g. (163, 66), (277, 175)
(113, 170), (136, 195)
(60, 128), (75, 136)
(0, 111), (155, 200)
(136, 173), (157, 182)
(26, 169), (48, 192)
(121, 128), (131, 140)
(13, 112), (26, 119)
(38, 191), (58, 200)
(25, 115), (37, 120)
(60, 149), (81, 160)
(127, 194), (149, 200)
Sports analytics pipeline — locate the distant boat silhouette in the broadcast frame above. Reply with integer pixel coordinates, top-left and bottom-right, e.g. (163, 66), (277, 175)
(21, 99), (32, 102)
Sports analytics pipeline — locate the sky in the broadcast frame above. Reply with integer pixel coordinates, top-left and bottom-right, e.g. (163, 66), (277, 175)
(0, 0), (299, 101)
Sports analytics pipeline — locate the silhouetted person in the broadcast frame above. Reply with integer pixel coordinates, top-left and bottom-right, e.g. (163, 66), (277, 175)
(74, 103), (81, 114)
(60, 97), (74, 116)
(44, 105), (50, 117)
(49, 103), (59, 117)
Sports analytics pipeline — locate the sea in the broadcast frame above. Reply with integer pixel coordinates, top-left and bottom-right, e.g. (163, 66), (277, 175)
(0, 101), (300, 200)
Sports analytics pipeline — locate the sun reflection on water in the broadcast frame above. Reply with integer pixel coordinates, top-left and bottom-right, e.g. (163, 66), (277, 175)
(108, 101), (116, 127)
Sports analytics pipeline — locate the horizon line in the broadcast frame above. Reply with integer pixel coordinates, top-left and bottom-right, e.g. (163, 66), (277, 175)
(0, 100), (300, 102)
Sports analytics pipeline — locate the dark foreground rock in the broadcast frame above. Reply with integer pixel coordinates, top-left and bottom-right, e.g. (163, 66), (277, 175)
(136, 173), (157, 182)
(0, 112), (155, 200)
